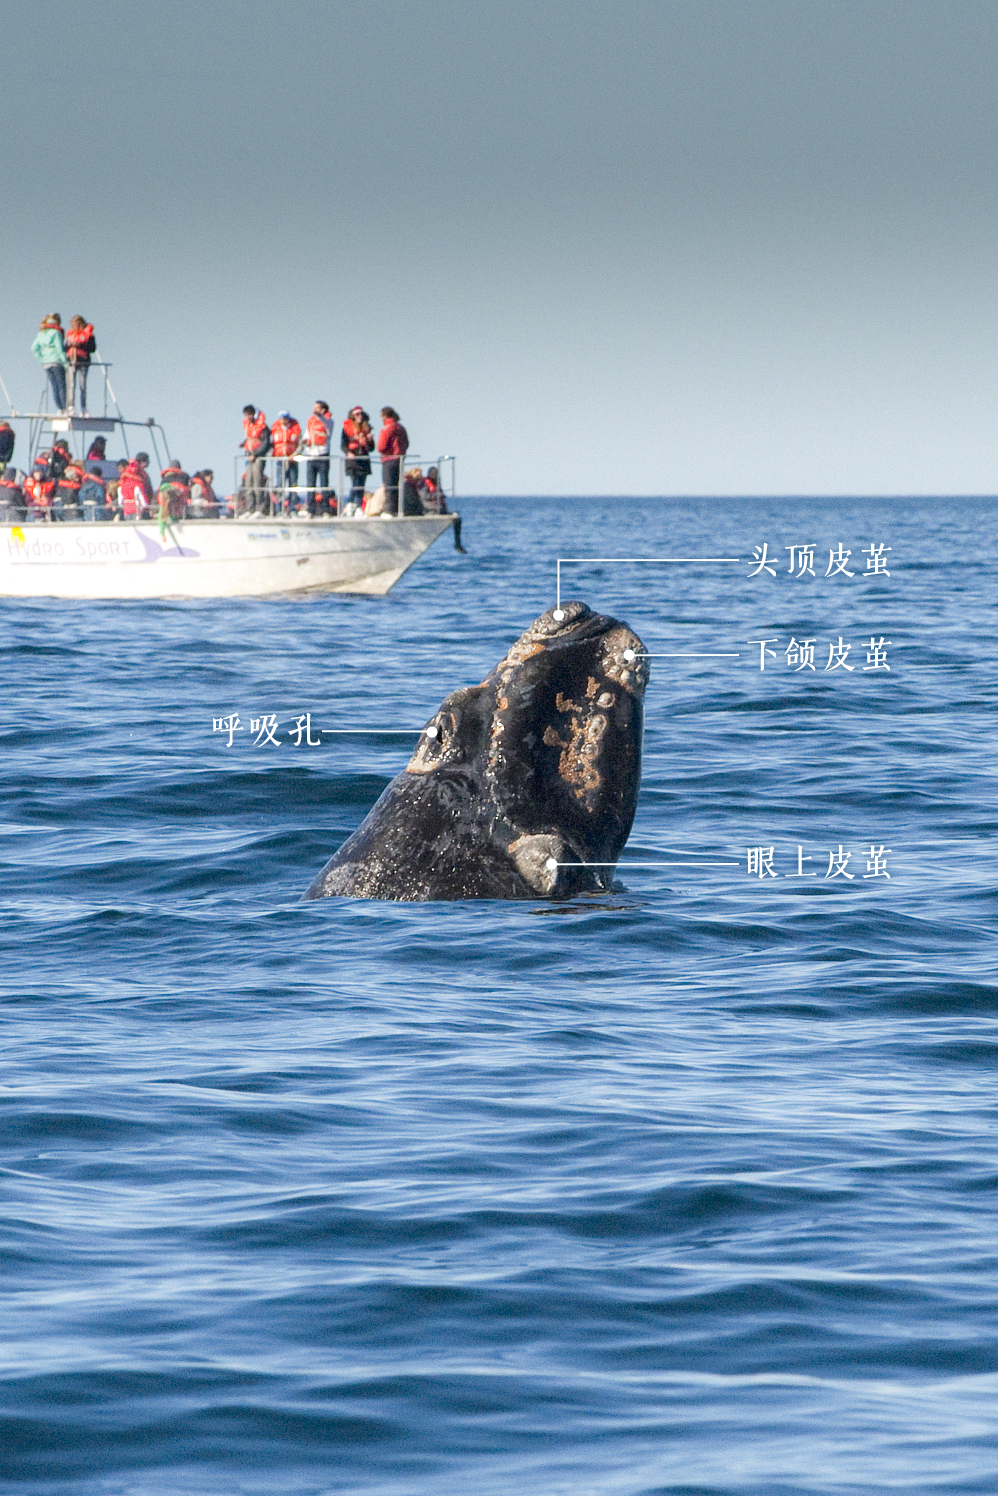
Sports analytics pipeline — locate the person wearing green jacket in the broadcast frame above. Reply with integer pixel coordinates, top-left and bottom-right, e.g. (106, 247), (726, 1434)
(31, 314), (68, 412)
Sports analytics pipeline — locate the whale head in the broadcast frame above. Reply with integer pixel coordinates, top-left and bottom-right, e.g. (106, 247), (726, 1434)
(304, 601), (648, 901)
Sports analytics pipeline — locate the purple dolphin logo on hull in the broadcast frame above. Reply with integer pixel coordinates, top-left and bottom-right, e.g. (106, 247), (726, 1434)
(131, 529), (201, 563)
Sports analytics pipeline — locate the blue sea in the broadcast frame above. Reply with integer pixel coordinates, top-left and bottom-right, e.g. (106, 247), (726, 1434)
(3, 495), (997, 1495)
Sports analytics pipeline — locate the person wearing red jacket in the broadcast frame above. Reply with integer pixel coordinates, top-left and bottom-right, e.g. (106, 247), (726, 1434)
(271, 412), (302, 511)
(376, 407), (409, 516)
(119, 453), (154, 519)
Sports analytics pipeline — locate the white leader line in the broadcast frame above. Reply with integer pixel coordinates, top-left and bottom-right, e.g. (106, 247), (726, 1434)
(550, 860), (741, 869)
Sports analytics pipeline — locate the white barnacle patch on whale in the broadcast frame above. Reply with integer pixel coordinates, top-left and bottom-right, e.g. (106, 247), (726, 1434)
(508, 833), (565, 895)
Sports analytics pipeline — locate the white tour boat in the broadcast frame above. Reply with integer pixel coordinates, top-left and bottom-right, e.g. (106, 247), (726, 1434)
(1, 511), (459, 599)
(0, 362), (461, 599)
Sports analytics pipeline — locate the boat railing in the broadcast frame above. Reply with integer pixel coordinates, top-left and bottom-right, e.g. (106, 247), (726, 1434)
(0, 357), (172, 472)
(231, 450), (456, 514)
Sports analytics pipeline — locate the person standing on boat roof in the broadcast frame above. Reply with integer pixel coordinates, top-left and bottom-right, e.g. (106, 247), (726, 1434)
(271, 412), (302, 510)
(0, 420), (14, 479)
(342, 407), (374, 511)
(31, 315), (68, 413)
(304, 401), (334, 515)
(241, 404), (271, 515)
(65, 316), (97, 413)
(376, 407), (408, 516)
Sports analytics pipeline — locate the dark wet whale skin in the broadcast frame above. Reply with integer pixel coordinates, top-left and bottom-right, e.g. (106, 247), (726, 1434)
(303, 601), (649, 901)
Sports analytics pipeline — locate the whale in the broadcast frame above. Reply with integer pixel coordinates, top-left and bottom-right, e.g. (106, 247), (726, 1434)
(303, 600), (648, 901)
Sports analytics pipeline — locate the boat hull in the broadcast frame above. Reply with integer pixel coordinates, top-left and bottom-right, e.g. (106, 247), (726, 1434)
(0, 514), (456, 599)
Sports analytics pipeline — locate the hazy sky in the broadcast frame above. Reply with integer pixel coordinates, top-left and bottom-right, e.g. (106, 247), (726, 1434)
(2, 0), (997, 494)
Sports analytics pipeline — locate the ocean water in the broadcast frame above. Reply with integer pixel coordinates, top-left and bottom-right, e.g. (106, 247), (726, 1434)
(2, 494), (997, 1496)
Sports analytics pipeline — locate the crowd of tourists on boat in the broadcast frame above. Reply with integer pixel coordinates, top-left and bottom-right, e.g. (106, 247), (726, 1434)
(0, 434), (223, 523)
(1, 315), (450, 524)
(237, 401), (448, 518)
(0, 428), (449, 527)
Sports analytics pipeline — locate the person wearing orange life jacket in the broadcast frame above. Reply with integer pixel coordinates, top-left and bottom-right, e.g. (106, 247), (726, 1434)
(105, 459), (128, 517)
(23, 471), (46, 518)
(417, 465), (446, 514)
(0, 468), (26, 521)
(304, 400), (334, 515)
(55, 457), (86, 520)
(242, 406), (268, 450)
(189, 470), (219, 518)
(241, 405), (271, 514)
(157, 460), (191, 521)
(49, 439), (71, 484)
(25, 453), (56, 519)
(65, 316), (97, 413)
(119, 453), (154, 519)
(341, 406), (374, 511)
(271, 413), (302, 511)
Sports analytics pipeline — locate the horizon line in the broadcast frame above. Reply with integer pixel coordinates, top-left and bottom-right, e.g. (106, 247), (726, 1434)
(455, 492), (998, 500)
